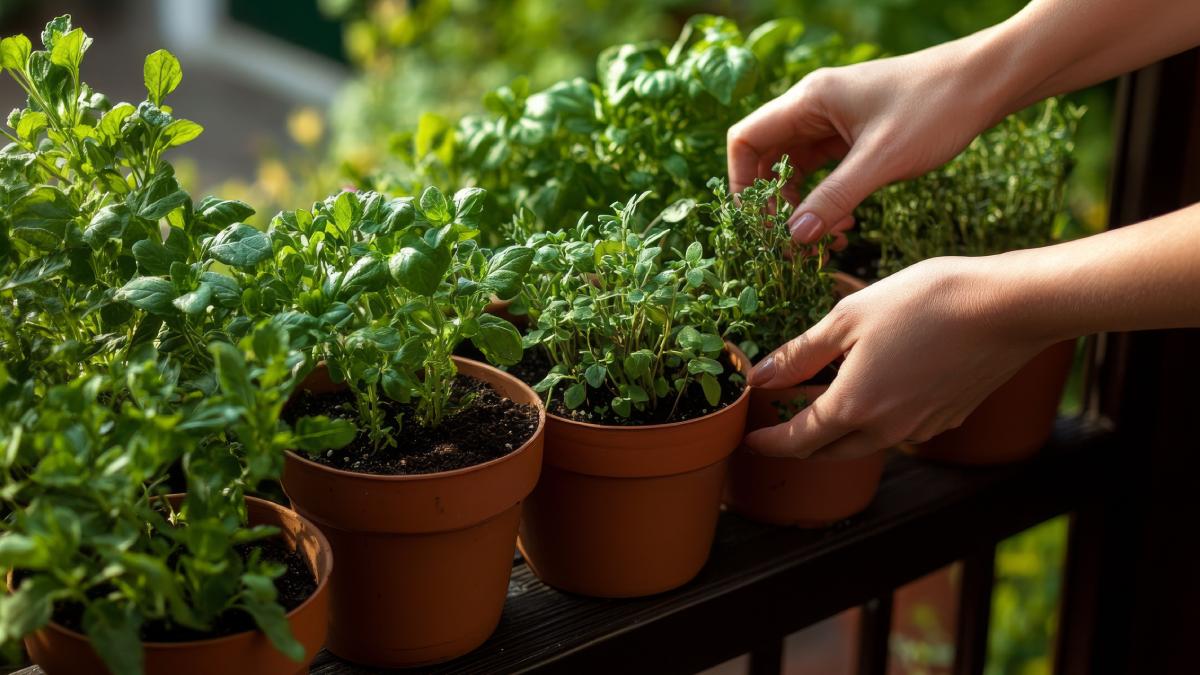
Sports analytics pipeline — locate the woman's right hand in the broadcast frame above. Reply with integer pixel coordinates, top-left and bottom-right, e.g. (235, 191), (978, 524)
(727, 33), (1010, 244)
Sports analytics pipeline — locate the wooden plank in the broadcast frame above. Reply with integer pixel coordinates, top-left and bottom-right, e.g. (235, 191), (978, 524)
(855, 595), (892, 675)
(952, 546), (996, 675)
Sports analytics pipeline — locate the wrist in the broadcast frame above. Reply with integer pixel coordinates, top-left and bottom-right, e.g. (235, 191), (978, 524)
(973, 249), (1076, 346)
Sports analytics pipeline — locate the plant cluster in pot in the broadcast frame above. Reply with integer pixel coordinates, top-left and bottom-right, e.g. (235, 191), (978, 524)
(855, 99), (1083, 465)
(0, 19), (350, 674)
(699, 161), (886, 527)
(0, 326), (340, 675)
(508, 194), (751, 597)
(232, 187), (545, 667)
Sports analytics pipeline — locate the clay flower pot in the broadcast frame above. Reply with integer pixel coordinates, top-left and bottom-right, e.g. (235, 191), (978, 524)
(906, 339), (1075, 465)
(725, 384), (886, 526)
(281, 356), (545, 668)
(724, 272), (885, 526)
(18, 495), (332, 675)
(517, 345), (751, 598)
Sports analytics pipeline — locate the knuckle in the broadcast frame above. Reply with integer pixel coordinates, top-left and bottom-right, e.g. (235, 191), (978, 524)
(816, 174), (857, 215)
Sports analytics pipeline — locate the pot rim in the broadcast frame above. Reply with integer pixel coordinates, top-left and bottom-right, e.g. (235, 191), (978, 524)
(9, 494), (331, 650)
(284, 355), (547, 482)
(541, 342), (752, 434)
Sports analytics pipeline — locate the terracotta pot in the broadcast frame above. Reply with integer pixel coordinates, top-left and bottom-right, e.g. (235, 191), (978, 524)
(724, 272), (885, 526)
(517, 345), (751, 598)
(725, 384), (886, 526)
(18, 495), (332, 675)
(281, 356), (545, 667)
(907, 339), (1075, 465)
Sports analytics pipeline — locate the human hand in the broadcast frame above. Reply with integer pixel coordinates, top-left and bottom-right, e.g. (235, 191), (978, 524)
(742, 256), (1056, 459)
(727, 38), (1006, 246)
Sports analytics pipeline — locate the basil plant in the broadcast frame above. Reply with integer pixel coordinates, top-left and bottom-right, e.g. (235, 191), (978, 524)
(231, 186), (531, 451)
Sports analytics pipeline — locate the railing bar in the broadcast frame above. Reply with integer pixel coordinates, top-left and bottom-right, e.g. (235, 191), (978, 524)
(747, 639), (783, 675)
(952, 545), (996, 675)
(856, 596), (894, 675)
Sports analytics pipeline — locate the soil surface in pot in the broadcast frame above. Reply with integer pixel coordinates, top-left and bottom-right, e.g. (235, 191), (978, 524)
(285, 374), (539, 475)
(507, 348), (746, 426)
(16, 537), (315, 642)
(833, 235), (882, 283)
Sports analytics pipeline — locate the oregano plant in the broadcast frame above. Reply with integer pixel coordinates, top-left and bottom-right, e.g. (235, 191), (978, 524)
(515, 193), (750, 422)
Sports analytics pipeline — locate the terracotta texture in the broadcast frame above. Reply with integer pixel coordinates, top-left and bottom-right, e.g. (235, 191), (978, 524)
(517, 346), (751, 598)
(725, 384), (886, 526)
(20, 496), (332, 675)
(724, 272), (884, 526)
(908, 339), (1076, 465)
(281, 356), (545, 668)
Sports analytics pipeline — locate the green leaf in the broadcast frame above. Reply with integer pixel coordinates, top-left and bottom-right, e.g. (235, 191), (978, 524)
(584, 363), (607, 388)
(196, 197), (255, 229)
(144, 49), (182, 105)
(623, 350), (654, 379)
(452, 187), (486, 229)
(0, 34), (31, 70)
(210, 341), (254, 407)
(83, 203), (131, 248)
(688, 356), (723, 376)
(737, 286), (758, 314)
(49, 27), (90, 76)
(695, 45), (756, 105)
(745, 18), (805, 62)
(241, 574), (305, 662)
(11, 186), (76, 250)
(677, 326), (703, 352)
(0, 534), (50, 569)
(624, 384), (650, 403)
(0, 576), (58, 644)
(0, 253), (68, 292)
(98, 102), (134, 139)
(699, 373), (721, 406)
(116, 277), (176, 315)
(82, 600), (144, 675)
(564, 382), (586, 409)
(684, 242), (703, 264)
(612, 397), (632, 418)
(482, 246), (532, 299)
(389, 235), (450, 296)
(337, 254), (387, 301)
(172, 282), (214, 315)
(132, 236), (186, 276)
(294, 416), (357, 452)
(200, 271), (241, 308)
(132, 169), (189, 220)
(40, 15), (70, 49)
(418, 186), (450, 224)
(331, 190), (357, 233)
(471, 314), (524, 366)
(207, 223), (272, 268)
(161, 118), (203, 147)
(685, 267), (704, 289)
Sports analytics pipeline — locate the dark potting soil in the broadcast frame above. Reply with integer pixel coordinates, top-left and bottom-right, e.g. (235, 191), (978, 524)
(285, 374), (540, 475)
(507, 348), (747, 426)
(21, 537), (316, 643)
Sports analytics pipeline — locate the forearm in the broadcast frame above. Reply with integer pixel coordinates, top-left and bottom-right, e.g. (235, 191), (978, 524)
(982, 203), (1200, 342)
(964, 0), (1200, 119)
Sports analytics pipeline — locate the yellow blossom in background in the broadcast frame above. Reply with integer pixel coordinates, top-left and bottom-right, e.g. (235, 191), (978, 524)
(258, 158), (292, 204)
(288, 107), (325, 148)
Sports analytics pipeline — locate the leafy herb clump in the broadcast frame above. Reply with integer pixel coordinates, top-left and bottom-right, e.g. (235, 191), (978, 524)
(236, 187), (530, 451)
(858, 98), (1083, 276)
(704, 158), (834, 360)
(516, 194), (749, 422)
(0, 18), (353, 673)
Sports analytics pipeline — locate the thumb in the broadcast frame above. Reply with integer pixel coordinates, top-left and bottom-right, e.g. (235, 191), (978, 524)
(786, 142), (888, 244)
(748, 314), (850, 389)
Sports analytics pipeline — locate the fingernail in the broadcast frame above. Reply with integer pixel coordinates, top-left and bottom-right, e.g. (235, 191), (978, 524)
(749, 355), (776, 386)
(788, 212), (823, 242)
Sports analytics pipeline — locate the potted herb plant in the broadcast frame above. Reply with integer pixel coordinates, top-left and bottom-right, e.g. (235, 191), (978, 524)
(0, 19), (356, 673)
(233, 187), (545, 667)
(508, 193), (751, 598)
(0, 324), (343, 675)
(702, 161), (886, 526)
(856, 99), (1082, 464)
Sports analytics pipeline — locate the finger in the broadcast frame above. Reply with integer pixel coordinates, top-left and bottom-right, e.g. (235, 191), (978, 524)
(728, 96), (803, 193)
(743, 394), (853, 459)
(806, 216), (853, 256)
(748, 314), (850, 389)
(808, 430), (889, 460)
(786, 144), (889, 244)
